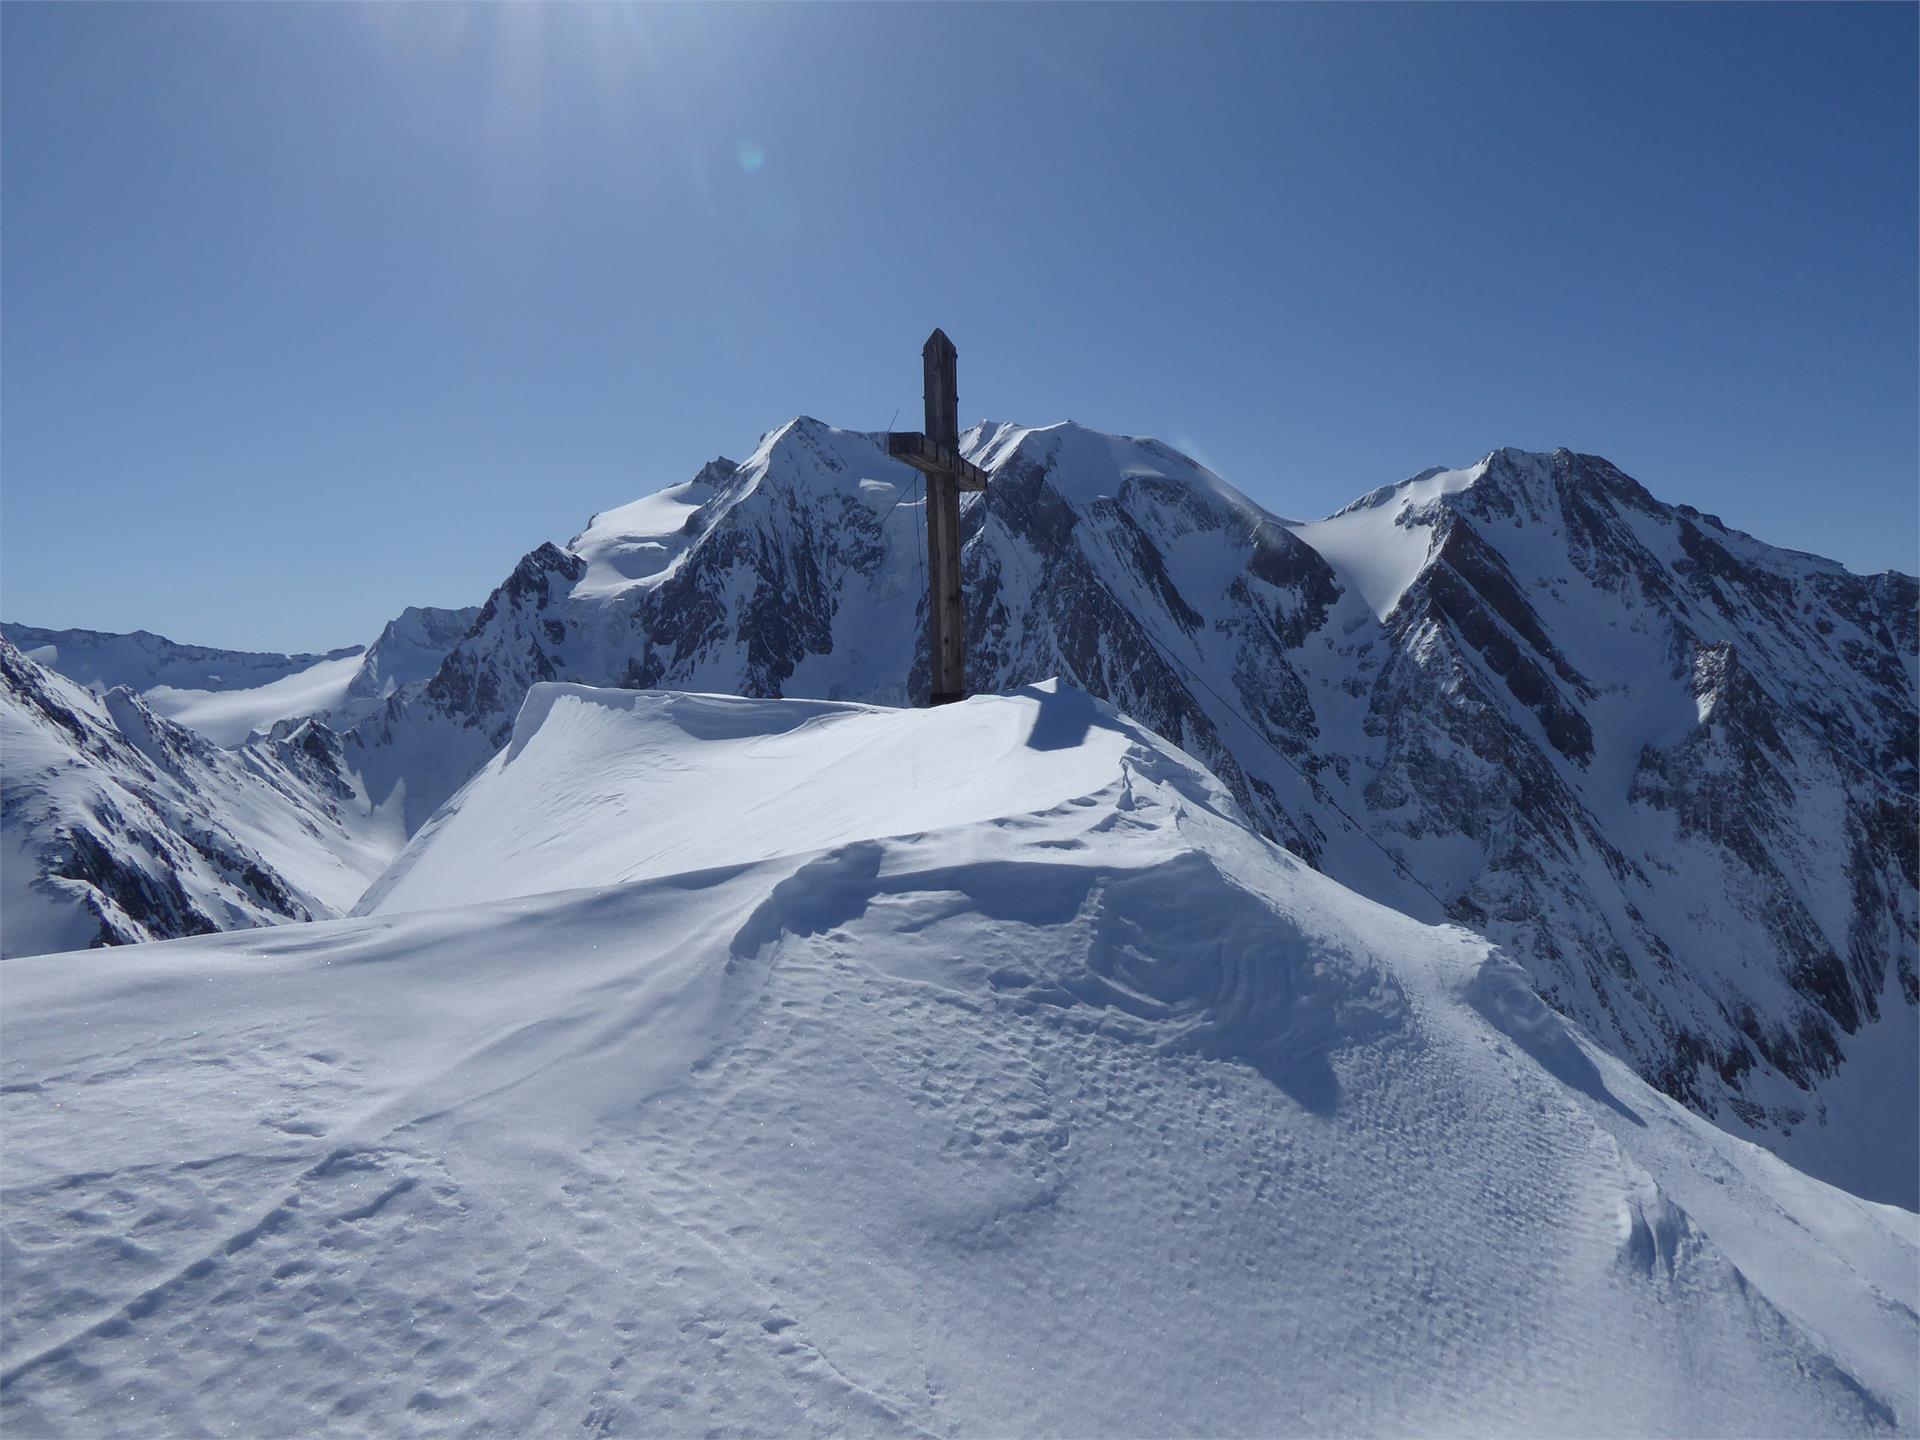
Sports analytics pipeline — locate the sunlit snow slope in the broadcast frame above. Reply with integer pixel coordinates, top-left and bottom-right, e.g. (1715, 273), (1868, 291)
(343, 418), (1915, 1205)
(3, 682), (1913, 1436)
(0, 637), (398, 957)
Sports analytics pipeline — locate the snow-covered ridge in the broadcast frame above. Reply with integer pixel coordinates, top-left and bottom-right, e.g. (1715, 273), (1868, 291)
(0, 603), (483, 953)
(0, 623), (362, 695)
(5, 419), (1912, 1209)
(345, 604), (483, 705)
(357, 679), (1211, 917)
(4, 682), (1912, 1434)
(333, 418), (1913, 1206)
(4, 605), (480, 748)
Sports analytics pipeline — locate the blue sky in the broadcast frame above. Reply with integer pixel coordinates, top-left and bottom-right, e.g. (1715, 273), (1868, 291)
(4, 2), (1914, 652)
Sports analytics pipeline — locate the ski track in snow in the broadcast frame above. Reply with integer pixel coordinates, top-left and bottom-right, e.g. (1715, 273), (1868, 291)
(2, 684), (1912, 1436)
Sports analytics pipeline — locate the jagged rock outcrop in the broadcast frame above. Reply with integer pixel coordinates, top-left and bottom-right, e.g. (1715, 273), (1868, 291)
(346, 604), (481, 705)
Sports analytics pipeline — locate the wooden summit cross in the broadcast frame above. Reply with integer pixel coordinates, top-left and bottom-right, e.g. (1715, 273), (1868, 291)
(887, 329), (988, 706)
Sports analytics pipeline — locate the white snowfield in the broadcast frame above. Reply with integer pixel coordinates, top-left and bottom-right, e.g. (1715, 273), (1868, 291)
(356, 684), (1139, 917)
(1289, 460), (1488, 620)
(2, 682), (1914, 1436)
(142, 651), (367, 747)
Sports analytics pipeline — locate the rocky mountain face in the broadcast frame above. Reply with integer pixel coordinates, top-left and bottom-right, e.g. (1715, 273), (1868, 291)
(344, 417), (1915, 1202)
(345, 604), (483, 707)
(0, 636), (398, 957)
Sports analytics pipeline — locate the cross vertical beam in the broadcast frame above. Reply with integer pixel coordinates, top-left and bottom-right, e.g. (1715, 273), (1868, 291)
(885, 329), (988, 707)
(922, 330), (965, 705)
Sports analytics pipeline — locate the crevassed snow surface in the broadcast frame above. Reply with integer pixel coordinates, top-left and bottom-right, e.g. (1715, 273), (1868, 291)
(3, 682), (1912, 1436)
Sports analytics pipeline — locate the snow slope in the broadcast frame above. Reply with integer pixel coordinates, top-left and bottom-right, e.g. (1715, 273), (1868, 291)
(0, 638), (401, 957)
(1289, 460), (1486, 619)
(142, 652), (368, 746)
(7, 421), (1912, 1211)
(357, 684), (1136, 916)
(3, 682), (1913, 1436)
(344, 417), (1915, 1206)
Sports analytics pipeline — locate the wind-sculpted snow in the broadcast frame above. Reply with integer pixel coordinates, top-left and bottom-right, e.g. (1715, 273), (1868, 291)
(7, 420), (1910, 1205)
(3, 684), (1913, 1435)
(330, 418), (1915, 1204)
(358, 682), (1146, 916)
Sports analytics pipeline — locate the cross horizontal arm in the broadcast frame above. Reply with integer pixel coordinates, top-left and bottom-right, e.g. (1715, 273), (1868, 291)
(886, 432), (989, 492)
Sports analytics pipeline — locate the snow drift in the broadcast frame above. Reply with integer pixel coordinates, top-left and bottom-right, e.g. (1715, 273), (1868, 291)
(3, 682), (1912, 1435)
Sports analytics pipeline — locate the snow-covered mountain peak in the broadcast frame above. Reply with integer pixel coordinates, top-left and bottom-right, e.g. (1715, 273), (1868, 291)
(1323, 457), (1491, 522)
(1321, 445), (1630, 529)
(571, 418), (1283, 577)
(744, 415), (894, 486)
(966, 418), (1283, 531)
(570, 469), (730, 601)
(345, 604), (483, 703)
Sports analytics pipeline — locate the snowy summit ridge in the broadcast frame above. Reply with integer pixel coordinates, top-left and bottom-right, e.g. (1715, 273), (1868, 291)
(4, 417), (1914, 1210)
(3, 679), (1913, 1434)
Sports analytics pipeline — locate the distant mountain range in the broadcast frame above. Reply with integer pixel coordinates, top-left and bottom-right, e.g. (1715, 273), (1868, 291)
(2, 420), (1912, 1205)
(4, 605), (478, 746)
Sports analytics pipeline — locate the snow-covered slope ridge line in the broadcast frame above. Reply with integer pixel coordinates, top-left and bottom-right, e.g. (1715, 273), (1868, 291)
(351, 417), (1916, 1205)
(0, 623), (362, 696)
(3, 606), (480, 747)
(358, 680), (1147, 915)
(0, 637), (401, 957)
(4, 683), (1912, 1435)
